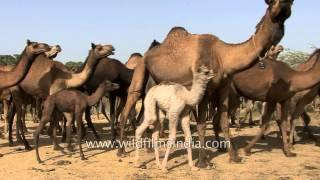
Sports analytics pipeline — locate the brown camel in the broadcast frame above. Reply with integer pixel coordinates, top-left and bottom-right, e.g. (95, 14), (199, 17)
(282, 49), (320, 147)
(34, 81), (119, 163)
(8, 43), (115, 149)
(118, 0), (293, 167)
(227, 44), (284, 129)
(226, 47), (320, 157)
(0, 40), (51, 89)
(6, 45), (62, 144)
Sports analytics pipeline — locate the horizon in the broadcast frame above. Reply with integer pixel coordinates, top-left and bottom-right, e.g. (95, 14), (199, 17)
(0, 0), (319, 63)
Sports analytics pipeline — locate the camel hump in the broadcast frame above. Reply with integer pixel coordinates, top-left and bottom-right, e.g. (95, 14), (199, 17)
(129, 53), (142, 58)
(164, 26), (190, 44)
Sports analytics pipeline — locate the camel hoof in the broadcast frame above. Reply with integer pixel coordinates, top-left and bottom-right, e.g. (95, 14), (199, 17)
(191, 166), (200, 171)
(81, 157), (88, 161)
(53, 145), (63, 151)
(243, 148), (252, 156)
(9, 142), (14, 147)
(37, 159), (44, 164)
(284, 151), (297, 157)
(229, 156), (243, 163)
(116, 151), (127, 158)
(25, 146), (33, 151)
(146, 148), (154, 153)
(196, 160), (213, 169)
(161, 167), (169, 173)
(217, 147), (227, 152)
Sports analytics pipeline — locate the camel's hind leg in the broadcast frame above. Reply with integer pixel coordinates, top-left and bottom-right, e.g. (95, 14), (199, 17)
(34, 99), (55, 163)
(244, 102), (276, 155)
(75, 108), (86, 160)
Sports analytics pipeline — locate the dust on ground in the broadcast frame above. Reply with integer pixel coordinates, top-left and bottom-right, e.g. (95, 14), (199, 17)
(0, 113), (319, 180)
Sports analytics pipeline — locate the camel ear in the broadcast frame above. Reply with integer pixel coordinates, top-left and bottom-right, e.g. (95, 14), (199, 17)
(27, 39), (31, 45)
(91, 43), (96, 49)
(265, 0), (274, 5)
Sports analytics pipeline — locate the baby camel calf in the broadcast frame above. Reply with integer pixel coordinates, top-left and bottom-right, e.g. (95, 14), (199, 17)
(135, 66), (214, 172)
(34, 81), (119, 163)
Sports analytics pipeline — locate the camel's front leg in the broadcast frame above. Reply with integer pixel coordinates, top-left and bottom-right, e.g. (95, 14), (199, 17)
(181, 112), (199, 171)
(280, 101), (296, 157)
(218, 83), (241, 163)
(161, 113), (178, 173)
(118, 61), (148, 157)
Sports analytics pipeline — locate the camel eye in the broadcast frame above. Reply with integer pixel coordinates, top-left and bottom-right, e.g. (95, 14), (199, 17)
(33, 44), (39, 48)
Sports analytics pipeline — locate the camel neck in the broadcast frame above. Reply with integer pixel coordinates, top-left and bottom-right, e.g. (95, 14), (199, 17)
(289, 52), (320, 92)
(221, 11), (285, 74)
(0, 49), (36, 90)
(86, 82), (106, 106)
(65, 50), (98, 89)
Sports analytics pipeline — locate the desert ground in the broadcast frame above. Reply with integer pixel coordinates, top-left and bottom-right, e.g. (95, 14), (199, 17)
(0, 111), (319, 180)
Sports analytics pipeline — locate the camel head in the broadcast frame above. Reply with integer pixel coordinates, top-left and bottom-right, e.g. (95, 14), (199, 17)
(91, 43), (115, 59)
(267, 45), (284, 60)
(104, 80), (120, 92)
(45, 45), (62, 59)
(25, 39), (52, 56)
(265, 0), (294, 22)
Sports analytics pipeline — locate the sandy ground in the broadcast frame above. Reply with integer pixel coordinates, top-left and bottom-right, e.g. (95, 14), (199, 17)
(0, 113), (319, 180)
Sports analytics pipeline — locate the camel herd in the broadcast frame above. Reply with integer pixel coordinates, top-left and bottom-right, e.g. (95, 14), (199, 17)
(1, 0), (319, 173)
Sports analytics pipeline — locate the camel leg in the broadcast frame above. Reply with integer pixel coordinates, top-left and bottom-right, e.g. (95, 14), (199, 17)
(218, 84), (241, 163)
(8, 102), (15, 146)
(196, 96), (211, 168)
(3, 100), (9, 134)
(152, 121), (161, 169)
(16, 104), (31, 150)
(134, 118), (152, 168)
(244, 102), (276, 155)
(100, 100), (111, 123)
(181, 113), (198, 171)
(84, 107), (99, 140)
(75, 109), (86, 160)
(279, 101), (296, 157)
(118, 62), (147, 157)
(63, 113), (74, 152)
(34, 99), (55, 163)
(301, 111), (317, 142)
(109, 95), (117, 142)
(161, 112), (178, 173)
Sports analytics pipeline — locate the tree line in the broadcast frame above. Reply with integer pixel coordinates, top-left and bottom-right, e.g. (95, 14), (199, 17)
(0, 48), (313, 69)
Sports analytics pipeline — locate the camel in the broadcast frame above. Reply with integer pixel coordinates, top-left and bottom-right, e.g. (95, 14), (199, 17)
(0, 40), (52, 89)
(224, 47), (320, 157)
(81, 56), (133, 140)
(34, 81), (120, 163)
(8, 43), (115, 149)
(227, 45), (284, 129)
(135, 66), (213, 172)
(118, 0), (294, 167)
(281, 49), (320, 147)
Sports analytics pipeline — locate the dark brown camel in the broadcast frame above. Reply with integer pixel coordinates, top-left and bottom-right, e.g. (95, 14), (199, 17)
(8, 43), (115, 149)
(226, 48), (320, 157)
(118, 0), (293, 167)
(281, 49), (320, 147)
(34, 81), (119, 163)
(227, 45), (284, 129)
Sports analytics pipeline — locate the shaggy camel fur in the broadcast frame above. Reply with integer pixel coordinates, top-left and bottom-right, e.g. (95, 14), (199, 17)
(135, 66), (214, 172)
(34, 81), (119, 163)
(119, 0), (293, 166)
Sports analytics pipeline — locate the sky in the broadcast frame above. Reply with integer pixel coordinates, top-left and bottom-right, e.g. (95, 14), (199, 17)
(0, 0), (319, 63)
